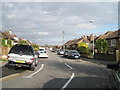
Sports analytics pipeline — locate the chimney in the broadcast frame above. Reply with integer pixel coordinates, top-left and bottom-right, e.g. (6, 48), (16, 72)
(9, 30), (12, 34)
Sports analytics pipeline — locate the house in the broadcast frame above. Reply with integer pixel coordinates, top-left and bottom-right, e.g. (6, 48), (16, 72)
(64, 35), (93, 50)
(96, 30), (120, 53)
(2, 30), (19, 45)
(105, 29), (120, 53)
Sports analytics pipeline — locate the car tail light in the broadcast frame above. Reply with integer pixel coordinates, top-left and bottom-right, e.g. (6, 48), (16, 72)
(28, 62), (31, 64)
(7, 55), (10, 58)
(31, 58), (35, 60)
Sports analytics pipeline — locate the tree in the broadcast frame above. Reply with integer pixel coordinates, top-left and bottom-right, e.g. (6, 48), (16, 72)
(95, 39), (108, 53)
(32, 45), (39, 50)
(19, 40), (29, 45)
(77, 42), (89, 54)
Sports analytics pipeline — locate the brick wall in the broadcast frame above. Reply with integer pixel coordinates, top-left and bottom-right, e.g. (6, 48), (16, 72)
(94, 53), (116, 61)
(0, 47), (11, 59)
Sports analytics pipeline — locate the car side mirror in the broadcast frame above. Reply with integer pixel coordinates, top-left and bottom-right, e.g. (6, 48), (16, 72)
(107, 64), (119, 70)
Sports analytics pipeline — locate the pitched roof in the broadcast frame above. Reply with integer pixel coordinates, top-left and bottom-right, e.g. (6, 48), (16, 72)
(2, 31), (15, 40)
(97, 31), (114, 39)
(74, 38), (83, 44)
(105, 29), (120, 39)
(83, 37), (90, 43)
(64, 40), (75, 45)
(97, 30), (120, 40)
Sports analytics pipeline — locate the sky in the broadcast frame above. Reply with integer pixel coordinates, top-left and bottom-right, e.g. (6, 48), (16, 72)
(1, 2), (118, 45)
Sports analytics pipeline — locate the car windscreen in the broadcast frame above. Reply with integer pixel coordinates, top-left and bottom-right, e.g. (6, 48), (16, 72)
(70, 51), (78, 53)
(9, 45), (33, 55)
(39, 49), (44, 51)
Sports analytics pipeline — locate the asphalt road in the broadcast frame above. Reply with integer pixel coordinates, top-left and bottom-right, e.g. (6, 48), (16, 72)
(1, 50), (110, 89)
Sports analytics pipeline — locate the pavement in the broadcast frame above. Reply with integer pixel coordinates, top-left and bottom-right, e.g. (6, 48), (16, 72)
(0, 60), (8, 67)
(81, 57), (117, 65)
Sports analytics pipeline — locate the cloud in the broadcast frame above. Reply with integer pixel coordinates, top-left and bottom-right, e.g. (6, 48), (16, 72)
(38, 32), (49, 35)
(76, 23), (96, 30)
(1, 2), (118, 45)
(7, 14), (16, 18)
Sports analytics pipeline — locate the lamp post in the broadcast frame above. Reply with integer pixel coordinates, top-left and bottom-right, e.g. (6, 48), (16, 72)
(89, 20), (94, 56)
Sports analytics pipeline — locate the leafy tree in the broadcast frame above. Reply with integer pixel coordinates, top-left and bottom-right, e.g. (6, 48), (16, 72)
(95, 39), (108, 53)
(32, 45), (39, 50)
(19, 40), (29, 45)
(0, 38), (13, 47)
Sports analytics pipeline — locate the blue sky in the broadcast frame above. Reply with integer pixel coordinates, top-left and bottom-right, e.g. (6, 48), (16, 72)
(1, 2), (118, 45)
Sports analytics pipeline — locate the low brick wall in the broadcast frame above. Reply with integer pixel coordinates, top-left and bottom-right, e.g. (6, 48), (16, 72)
(0, 47), (11, 59)
(94, 53), (116, 61)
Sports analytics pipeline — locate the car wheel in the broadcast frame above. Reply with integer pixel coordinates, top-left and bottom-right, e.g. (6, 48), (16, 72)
(67, 56), (70, 59)
(35, 59), (38, 66)
(30, 63), (35, 71)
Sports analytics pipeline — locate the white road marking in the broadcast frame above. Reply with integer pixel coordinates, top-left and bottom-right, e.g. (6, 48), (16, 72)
(64, 63), (73, 70)
(60, 73), (75, 90)
(23, 64), (44, 78)
(59, 59), (62, 62)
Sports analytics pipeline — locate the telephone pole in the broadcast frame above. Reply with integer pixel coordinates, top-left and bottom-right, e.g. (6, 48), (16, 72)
(63, 30), (65, 50)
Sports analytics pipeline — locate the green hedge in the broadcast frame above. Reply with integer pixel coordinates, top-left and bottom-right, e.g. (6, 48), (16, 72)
(0, 38), (13, 47)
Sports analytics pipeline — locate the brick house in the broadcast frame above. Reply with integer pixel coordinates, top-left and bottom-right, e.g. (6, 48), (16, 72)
(105, 29), (120, 53)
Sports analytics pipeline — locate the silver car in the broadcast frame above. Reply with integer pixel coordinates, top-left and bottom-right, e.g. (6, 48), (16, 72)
(7, 44), (38, 71)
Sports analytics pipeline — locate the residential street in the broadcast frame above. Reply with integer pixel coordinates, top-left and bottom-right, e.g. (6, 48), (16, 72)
(1, 50), (110, 89)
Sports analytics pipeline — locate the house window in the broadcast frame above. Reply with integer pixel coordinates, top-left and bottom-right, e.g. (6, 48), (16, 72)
(111, 39), (116, 46)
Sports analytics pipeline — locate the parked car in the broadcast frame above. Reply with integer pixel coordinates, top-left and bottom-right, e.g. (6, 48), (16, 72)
(7, 44), (38, 71)
(51, 49), (57, 53)
(57, 50), (64, 55)
(38, 48), (45, 52)
(38, 51), (48, 58)
(67, 50), (80, 59)
(107, 61), (120, 89)
(63, 50), (69, 57)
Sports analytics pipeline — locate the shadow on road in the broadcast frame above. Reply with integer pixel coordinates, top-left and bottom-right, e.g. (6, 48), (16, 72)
(42, 76), (111, 89)
(1, 63), (28, 78)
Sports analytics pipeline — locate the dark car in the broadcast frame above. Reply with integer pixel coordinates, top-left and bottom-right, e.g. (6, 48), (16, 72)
(67, 50), (80, 59)
(7, 44), (38, 71)
(107, 61), (120, 89)
(63, 50), (69, 57)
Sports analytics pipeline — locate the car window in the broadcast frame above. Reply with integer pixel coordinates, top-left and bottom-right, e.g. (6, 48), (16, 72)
(70, 51), (78, 53)
(9, 45), (33, 55)
(39, 49), (45, 51)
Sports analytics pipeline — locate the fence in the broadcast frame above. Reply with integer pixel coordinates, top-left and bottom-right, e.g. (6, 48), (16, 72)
(94, 53), (116, 61)
(0, 47), (11, 59)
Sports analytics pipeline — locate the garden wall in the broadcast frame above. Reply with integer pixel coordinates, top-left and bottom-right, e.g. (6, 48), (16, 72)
(0, 47), (11, 59)
(94, 53), (116, 61)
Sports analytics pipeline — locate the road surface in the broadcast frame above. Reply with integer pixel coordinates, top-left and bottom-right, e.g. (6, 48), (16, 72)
(1, 50), (110, 89)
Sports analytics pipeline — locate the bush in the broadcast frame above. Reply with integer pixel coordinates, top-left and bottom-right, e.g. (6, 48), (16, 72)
(96, 39), (108, 53)
(32, 45), (39, 50)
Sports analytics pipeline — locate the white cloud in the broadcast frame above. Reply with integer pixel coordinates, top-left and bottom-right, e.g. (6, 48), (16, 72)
(7, 14), (16, 18)
(38, 32), (49, 35)
(2, 2), (118, 45)
(76, 23), (96, 30)
(40, 10), (48, 14)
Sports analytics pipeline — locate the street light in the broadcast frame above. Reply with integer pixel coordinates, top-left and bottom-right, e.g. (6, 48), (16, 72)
(89, 20), (94, 56)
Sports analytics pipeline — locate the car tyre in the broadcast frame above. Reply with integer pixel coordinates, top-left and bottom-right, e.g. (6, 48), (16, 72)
(30, 63), (35, 71)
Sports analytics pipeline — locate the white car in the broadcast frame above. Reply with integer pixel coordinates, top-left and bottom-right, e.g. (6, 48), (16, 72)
(7, 44), (38, 71)
(38, 51), (48, 58)
(38, 48), (46, 52)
